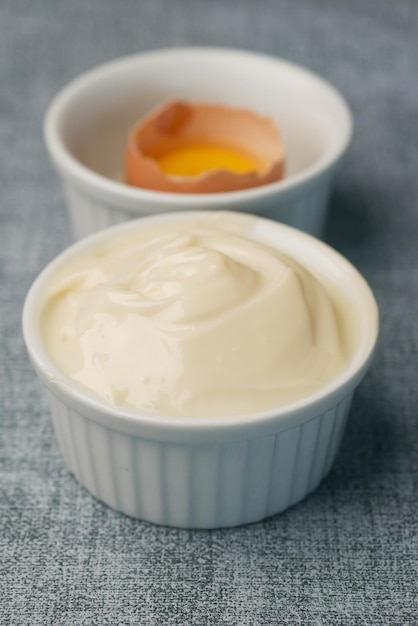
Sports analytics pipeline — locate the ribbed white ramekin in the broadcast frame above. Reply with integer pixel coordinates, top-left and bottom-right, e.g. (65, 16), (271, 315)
(44, 48), (352, 240)
(22, 212), (378, 528)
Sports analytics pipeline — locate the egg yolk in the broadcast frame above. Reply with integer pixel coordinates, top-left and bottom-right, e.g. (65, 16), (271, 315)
(155, 144), (261, 177)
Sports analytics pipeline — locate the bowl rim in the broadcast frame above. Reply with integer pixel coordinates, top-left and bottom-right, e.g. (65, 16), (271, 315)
(22, 211), (378, 438)
(43, 46), (353, 209)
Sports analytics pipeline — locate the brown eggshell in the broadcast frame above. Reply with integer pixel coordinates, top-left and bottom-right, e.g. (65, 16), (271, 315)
(124, 100), (285, 193)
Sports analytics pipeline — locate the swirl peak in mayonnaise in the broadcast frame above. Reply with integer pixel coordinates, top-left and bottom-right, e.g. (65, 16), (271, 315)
(42, 214), (353, 417)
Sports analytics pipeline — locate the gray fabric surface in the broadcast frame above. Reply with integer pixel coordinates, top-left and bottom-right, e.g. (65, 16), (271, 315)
(1, 0), (418, 624)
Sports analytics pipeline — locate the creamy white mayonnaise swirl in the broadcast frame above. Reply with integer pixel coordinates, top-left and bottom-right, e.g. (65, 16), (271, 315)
(42, 214), (349, 416)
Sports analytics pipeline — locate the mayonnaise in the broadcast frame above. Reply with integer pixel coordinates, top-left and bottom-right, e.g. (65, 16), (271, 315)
(41, 214), (351, 417)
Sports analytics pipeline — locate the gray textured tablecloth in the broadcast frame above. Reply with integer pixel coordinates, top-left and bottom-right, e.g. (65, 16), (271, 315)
(2, 1), (418, 624)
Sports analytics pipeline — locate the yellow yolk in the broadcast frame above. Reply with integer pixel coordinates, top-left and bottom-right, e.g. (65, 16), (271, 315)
(155, 144), (260, 177)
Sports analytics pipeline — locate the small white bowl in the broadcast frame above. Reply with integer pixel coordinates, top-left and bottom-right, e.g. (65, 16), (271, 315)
(44, 48), (352, 240)
(23, 212), (378, 528)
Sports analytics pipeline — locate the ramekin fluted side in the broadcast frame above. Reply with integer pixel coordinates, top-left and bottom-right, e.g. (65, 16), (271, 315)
(64, 185), (134, 239)
(63, 174), (332, 241)
(47, 391), (352, 528)
(259, 175), (332, 239)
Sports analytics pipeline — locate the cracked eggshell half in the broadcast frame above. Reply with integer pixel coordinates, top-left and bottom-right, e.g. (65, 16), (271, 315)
(124, 100), (285, 193)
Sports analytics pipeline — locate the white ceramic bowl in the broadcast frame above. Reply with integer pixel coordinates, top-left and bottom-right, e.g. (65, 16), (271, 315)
(44, 47), (352, 240)
(23, 212), (378, 528)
